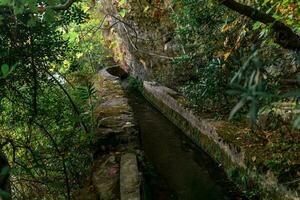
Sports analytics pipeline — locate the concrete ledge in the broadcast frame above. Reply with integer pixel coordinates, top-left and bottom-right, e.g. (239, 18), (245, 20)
(120, 153), (140, 200)
(141, 81), (300, 200)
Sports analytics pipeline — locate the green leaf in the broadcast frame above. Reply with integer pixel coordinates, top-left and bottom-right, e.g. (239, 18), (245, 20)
(252, 22), (262, 30)
(281, 90), (300, 98)
(143, 5), (150, 12)
(249, 100), (257, 125)
(109, 40), (118, 49)
(293, 116), (300, 129)
(119, 0), (126, 5)
(0, 15), (4, 26)
(229, 97), (247, 120)
(0, 0), (12, 6)
(0, 189), (11, 200)
(1, 64), (9, 77)
(226, 89), (241, 95)
(0, 166), (10, 176)
(119, 9), (127, 18)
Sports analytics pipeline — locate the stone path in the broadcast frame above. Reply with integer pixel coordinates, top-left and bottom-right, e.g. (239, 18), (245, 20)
(76, 68), (140, 200)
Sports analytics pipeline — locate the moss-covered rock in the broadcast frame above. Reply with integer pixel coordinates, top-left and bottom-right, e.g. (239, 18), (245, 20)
(76, 68), (140, 199)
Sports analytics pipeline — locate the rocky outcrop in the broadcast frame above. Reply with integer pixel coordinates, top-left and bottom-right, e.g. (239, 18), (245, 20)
(100, 0), (179, 80)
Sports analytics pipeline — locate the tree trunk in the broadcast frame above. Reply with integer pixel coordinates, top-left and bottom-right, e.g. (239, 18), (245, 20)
(216, 0), (300, 50)
(0, 152), (11, 200)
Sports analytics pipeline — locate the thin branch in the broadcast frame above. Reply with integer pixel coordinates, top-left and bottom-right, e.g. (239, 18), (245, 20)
(43, 68), (89, 134)
(216, 0), (300, 50)
(0, 151), (10, 196)
(33, 121), (71, 200)
(48, 0), (78, 11)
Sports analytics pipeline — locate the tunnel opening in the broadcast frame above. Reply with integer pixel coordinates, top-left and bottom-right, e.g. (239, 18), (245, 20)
(106, 66), (128, 80)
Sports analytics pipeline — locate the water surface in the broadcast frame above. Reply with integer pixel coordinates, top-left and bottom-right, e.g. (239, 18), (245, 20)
(125, 89), (244, 200)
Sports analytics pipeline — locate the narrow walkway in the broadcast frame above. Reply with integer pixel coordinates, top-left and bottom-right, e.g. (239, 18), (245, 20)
(76, 69), (140, 200)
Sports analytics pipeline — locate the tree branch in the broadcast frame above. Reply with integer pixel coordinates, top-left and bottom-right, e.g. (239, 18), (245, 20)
(216, 0), (300, 50)
(0, 151), (10, 199)
(43, 68), (89, 134)
(48, 0), (78, 11)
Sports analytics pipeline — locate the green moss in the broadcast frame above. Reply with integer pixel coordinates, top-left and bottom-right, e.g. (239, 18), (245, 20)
(141, 86), (300, 200)
(127, 76), (143, 91)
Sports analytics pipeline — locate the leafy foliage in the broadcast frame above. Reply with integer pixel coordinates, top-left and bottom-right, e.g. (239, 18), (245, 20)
(0, 0), (299, 198)
(0, 1), (105, 199)
(170, 0), (300, 127)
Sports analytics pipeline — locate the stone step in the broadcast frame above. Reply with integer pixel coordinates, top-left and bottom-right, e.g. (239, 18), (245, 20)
(120, 153), (140, 200)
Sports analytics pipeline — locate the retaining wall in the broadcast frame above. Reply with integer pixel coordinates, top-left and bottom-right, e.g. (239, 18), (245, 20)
(142, 81), (300, 200)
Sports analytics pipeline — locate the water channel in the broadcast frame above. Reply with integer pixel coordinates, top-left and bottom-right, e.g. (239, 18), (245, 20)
(107, 67), (245, 200)
(125, 87), (245, 200)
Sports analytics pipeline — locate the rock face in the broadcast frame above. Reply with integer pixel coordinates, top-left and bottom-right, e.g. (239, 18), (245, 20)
(101, 0), (179, 80)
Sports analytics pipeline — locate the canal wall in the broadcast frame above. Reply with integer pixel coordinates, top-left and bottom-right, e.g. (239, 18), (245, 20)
(141, 81), (300, 200)
(76, 69), (141, 200)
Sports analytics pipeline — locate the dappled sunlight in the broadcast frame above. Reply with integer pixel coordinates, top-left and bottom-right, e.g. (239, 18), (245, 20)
(0, 0), (299, 199)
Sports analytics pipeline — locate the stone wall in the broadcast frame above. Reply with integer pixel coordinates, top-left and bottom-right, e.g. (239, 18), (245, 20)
(141, 81), (300, 200)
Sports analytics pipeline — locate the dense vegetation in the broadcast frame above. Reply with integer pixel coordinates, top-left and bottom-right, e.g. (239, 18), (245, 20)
(170, 0), (300, 127)
(0, 0), (299, 199)
(0, 1), (107, 199)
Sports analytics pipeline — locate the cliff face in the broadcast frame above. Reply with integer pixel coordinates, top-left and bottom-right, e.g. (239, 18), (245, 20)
(100, 0), (180, 81)
(99, 0), (261, 80)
